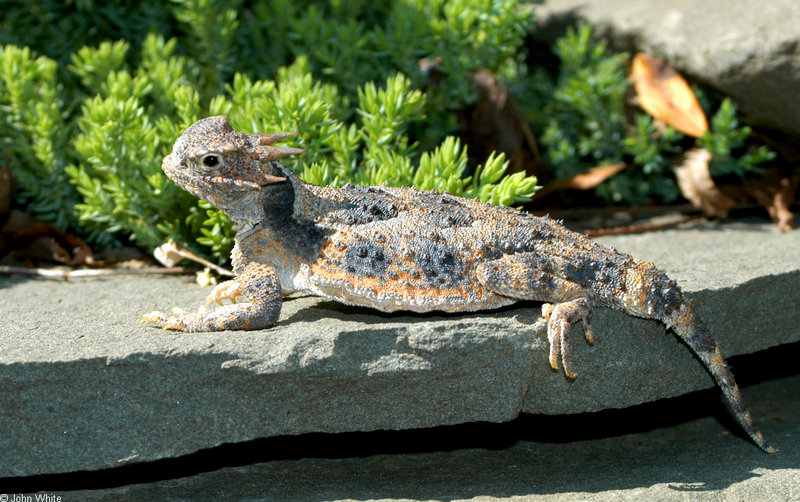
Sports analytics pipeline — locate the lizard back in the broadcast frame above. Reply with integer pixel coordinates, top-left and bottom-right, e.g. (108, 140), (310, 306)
(294, 184), (528, 312)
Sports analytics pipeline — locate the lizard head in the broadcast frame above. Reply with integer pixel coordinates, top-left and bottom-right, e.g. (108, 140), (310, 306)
(162, 115), (304, 209)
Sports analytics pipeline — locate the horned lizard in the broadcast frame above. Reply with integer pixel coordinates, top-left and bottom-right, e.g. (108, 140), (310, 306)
(144, 115), (774, 452)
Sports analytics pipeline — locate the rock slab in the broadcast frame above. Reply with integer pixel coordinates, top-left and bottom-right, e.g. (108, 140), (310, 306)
(532, 0), (800, 136)
(0, 221), (799, 477)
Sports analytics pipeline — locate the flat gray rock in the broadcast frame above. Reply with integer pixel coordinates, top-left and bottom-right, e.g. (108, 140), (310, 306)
(532, 0), (800, 136)
(28, 372), (800, 500)
(1, 221), (798, 477)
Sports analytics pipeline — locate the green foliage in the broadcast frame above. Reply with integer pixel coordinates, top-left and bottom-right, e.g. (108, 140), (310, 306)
(65, 33), (203, 249)
(539, 24), (630, 180)
(533, 24), (775, 205)
(1, 0), (536, 263)
(613, 114), (683, 203)
(0, 1), (174, 69)
(195, 200), (235, 259)
(0, 45), (76, 229)
(699, 98), (775, 177)
(1, 3), (774, 266)
(411, 137), (538, 206)
(360, 132), (534, 205)
(171, 0), (241, 101)
(3, 0), (533, 146)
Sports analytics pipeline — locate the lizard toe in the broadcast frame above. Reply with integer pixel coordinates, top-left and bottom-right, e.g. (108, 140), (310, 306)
(547, 325), (560, 372)
(559, 326), (577, 379)
(141, 308), (192, 332)
(140, 311), (166, 325)
(205, 280), (243, 307)
(547, 314), (577, 378)
(582, 317), (595, 345)
(162, 319), (187, 331)
(545, 298), (594, 379)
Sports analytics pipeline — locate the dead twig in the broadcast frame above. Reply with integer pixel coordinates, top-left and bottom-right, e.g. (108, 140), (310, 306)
(585, 214), (704, 237)
(153, 242), (234, 277)
(0, 265), (193, 280)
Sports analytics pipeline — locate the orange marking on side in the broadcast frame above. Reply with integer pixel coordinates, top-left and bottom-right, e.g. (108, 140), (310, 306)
(308, 261), (491, 309)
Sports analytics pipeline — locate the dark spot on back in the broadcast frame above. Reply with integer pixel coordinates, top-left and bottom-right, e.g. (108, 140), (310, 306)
(343, 239), (390, 278)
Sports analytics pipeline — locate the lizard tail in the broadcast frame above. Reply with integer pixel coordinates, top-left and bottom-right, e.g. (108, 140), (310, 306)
(665, 300), (776, 453)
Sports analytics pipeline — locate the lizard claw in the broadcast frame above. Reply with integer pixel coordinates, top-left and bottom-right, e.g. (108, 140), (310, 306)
(582, 319), (595, 345)
(541, 299), (593, 379)
(205, 280), (243, 307)
(141, 310), (166, 324)
(141, 308), (190, 332)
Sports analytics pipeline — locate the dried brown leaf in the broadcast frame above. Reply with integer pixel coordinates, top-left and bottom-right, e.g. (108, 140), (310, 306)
(532, 164), (626, 201)
(560, 164), (627, 190)
(632, 53), (709, 138)
(0, 155), (12, 219)
(0, 209), (93, 266)
(743, 169), (797, 232)
(674, 148), (736, 218)
(457, 67), (544, 178)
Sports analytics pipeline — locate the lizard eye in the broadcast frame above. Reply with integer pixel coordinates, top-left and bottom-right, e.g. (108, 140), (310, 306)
(201, 153), (223, 169)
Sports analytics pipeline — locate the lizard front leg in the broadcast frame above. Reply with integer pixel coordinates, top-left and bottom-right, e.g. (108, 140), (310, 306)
(142, 262), (282, 332)
(476, 253), (594, 378)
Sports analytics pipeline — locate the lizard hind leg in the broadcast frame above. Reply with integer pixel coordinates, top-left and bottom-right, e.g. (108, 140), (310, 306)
(476, 254), (594, 379)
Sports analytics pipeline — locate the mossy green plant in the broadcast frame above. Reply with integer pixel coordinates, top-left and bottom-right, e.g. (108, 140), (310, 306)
(0, 45), (76, 229)
(1, 0), (536, 263)
(532, 24), (774, 205)
(0, 5), (775, 265)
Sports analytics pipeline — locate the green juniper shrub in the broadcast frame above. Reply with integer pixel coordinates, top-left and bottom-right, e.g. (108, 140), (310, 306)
(531, 24), (774, 205)
(0, 45), (77, 230)
(698, 98), (775, 178)
(0, 4), (773, 265)
(1, 0), (537, 264)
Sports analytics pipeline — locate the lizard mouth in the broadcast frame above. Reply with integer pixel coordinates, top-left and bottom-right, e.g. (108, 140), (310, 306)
(208, 172), (287, 188)
(208, 176), (261, 189)
(174, 173), (284, 203)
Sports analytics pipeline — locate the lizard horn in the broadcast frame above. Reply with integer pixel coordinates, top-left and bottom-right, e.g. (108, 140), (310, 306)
(255, 131), (298, 145)
(254, 173), (288, 186)
(252, 132), (305, 161)
(257, 145), (306, 161)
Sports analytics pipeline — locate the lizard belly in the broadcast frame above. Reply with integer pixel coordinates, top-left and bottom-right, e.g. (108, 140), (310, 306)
(294, 263), (515, 313)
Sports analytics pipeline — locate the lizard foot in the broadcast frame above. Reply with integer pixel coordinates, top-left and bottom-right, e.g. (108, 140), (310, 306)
(541, 298), (594, 379)
(205, 280), (243, 307)
(141, 303), (277, 332)
(141, 307), (200, 332)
